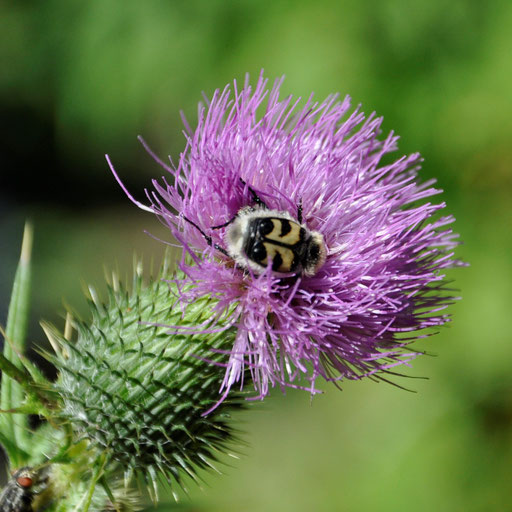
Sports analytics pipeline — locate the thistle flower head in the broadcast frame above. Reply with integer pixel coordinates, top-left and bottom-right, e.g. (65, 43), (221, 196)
(111, 72), (460, 404)
(51, 266), (244, 496)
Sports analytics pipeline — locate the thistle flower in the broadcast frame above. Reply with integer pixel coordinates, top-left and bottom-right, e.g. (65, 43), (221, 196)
(109, 72), (460, 405)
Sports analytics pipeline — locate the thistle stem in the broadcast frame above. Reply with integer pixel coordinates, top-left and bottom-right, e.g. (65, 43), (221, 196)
(77, 453), (108, 512)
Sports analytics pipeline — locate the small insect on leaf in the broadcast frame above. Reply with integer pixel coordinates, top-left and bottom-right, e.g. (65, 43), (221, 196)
(0, 467), (49, 512)
(15, 477), (33, 489)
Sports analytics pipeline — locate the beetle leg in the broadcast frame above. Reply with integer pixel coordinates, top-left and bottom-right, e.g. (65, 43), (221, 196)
(211, 216), (237, 229)
(183, 216), (230, 257)
(240, 178), (268, 209)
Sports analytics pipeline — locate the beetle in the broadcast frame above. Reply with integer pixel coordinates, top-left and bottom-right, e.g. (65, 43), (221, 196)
(184, 181), (327, 276)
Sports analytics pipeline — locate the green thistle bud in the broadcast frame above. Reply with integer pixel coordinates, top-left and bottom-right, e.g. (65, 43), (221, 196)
(50, 262), (244, 500)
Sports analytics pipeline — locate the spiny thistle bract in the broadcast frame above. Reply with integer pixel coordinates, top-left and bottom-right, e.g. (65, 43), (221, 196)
(50, 263), (245, 498)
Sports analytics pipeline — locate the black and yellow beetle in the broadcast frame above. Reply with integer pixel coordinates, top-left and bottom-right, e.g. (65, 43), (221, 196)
(185, 181), (327, 277)
(223, 206), (326, 276)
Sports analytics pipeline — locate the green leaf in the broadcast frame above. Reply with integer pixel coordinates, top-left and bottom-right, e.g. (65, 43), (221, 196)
(0, 222), (33, 465)
(0, 430), (29, 462)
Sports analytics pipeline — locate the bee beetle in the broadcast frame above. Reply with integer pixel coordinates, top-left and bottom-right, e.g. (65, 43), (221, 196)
(185, 181), (327, 277)
(0, 466), (49, 512)
(222, 206), (327, 276)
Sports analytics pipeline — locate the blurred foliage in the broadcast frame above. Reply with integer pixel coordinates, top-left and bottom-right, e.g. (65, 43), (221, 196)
(1, 0), (511, 510)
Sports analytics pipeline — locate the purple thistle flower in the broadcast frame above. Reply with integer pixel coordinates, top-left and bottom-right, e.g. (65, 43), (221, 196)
(108, 72), (461, 405)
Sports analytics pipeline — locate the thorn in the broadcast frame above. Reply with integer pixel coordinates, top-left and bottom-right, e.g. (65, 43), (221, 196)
(64, 312), (73, 341)
(88, 286), (100, 307)
(40, 321), (62, 358)
(112, 271), (120, 293)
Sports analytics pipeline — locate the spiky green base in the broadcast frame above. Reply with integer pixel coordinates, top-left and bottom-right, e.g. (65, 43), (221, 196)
(52, 265), (244, 495)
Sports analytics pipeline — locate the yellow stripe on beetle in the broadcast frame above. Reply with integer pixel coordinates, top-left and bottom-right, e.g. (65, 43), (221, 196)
(265, 219), (303, 245)
(262, 243), (296, 272)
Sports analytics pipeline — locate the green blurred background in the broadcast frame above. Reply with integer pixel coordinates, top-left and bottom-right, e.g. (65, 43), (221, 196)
(1, 1), (511, 510)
